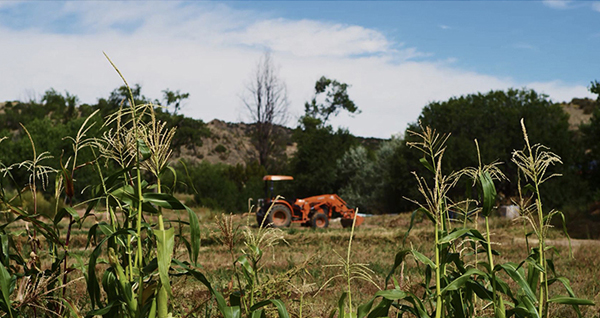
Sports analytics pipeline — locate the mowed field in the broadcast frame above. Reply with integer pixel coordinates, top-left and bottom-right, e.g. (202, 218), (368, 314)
(11, 210), (600, 317)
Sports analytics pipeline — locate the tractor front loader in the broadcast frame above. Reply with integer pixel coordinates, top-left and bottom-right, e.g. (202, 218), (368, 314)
(255, 175), (364, 229)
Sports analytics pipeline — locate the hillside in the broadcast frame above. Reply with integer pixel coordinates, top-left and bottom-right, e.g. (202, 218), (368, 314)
(173, 98), (595, 166)
(176, 119), (297, 166)
(177, 119), (385, 166)
(560, 98), (596, 130)
(0, 98), (595, 168)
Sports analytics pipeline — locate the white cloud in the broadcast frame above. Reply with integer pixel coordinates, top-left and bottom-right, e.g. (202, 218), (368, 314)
(542, 0), (572, 9)
(439, 25), (451, 30)
(592, 2), (600, 12)
(0, 2), (592, 139)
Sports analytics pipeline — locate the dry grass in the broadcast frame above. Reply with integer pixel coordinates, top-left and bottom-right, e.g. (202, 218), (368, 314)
(5, 210), (599, 317)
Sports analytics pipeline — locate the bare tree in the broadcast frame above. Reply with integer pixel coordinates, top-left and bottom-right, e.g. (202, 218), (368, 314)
(243, 51), (289, 170)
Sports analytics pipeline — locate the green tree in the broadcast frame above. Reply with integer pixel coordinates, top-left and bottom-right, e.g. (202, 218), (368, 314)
(304, 76), (360, 125)
(580, 80), (600, 197)
(162, 89), (189, 114)
(408, 88), (583, 210)
(291, 77), (360, 197)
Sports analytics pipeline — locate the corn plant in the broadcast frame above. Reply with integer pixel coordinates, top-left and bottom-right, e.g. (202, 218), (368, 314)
(510, 119), (594, 318)
(318, 210), (380, 318)
(0, 122), (89, 318)
(358, 122), (594, 318)
(83, 54), (201, 318)
(204, 203), (291, 318)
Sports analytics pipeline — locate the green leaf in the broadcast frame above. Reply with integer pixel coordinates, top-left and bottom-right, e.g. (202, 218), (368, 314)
(357, 297), (375, 318)
(142, 193), (200, 265)
(138, 139), (151, 161)
(441, 268), (486, 294)
(143, 193), (186, 210)
(478, 171), (497, 217)
(548, 296), (594, 306)
(251, 309), (265, 318)
(468, 229), (486, 242)
(411, 250), (436, 269)
(61, 298), (84, 318)
(495, 296), (506, 318)
(175, 260), (240, 318)
(155, 228), (175, 297)
(87, 300), (118, 316)
(0, 262), (13, 316)
(86, 228), (136, 309)
(186, 207), (201, 265)
(366, 298), (393, 318)
(385, 250), (409, 287)
(438, 228), (471, 244)
(520, 294), (540, 318)
(337, 292), (348, 318)
(498, 263), (537, 304)
(420, 157), (435, 173)
(54, 206), (80, 225)
(236, 254), (254, 283)
(250, 299), (290, 318)
(375, 289), (409, 300)
(403, 207), (434, 245)
(466, 281), (493, 301)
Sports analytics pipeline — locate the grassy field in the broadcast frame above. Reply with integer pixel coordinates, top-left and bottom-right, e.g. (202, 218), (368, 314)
(31, 209), (597, 318)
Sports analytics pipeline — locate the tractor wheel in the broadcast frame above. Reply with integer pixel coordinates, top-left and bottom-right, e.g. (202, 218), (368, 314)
(311, 213), (329, 229)
(267, 204), (292, 228)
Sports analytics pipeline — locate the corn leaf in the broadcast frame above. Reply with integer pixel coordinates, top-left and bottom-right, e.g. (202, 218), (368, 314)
(420, 157), (435, 173)
(0, 262), (13, 316)
(357, 297), (375, 318)
(412, 250), (436, 269)
(548, 296), (594, 306)
(87, 229), (136, 309)
(186, 207), (201, 265)
(441, 268), (485, 294)
(520, 294), (540, 318)
(54, 206), (80, 225)
(478, 171), (496, 217)
(250, 299), (290, 318)
(336, 292), (348, 318)
(137, 139), (151, 161)
(366, 298), (393, 318)
(438, 228), (471, 244)
(142, 193), (200, 264)
(174, 260), (240, 318)
(155, 228), (175, 297)
(385, 250), (409, 286)
(61, 298), (84, 318)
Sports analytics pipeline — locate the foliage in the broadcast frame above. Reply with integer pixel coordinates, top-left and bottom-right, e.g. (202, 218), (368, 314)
(580, 81), (600, 198)
(303, 76), (360, 125)
(291, 120), (357, 198)
(411, 88), (584, 210)
(290, 77), (360, 198)
(337, 137), (418, 214)
(360, 123), (594, 318)
(162, 89), (189, 115)
(163, 160), (266, 213)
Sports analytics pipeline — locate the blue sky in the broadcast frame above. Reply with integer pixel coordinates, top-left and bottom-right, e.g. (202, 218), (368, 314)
(227, 1), (599, 83)
(0, 1), (597, 138)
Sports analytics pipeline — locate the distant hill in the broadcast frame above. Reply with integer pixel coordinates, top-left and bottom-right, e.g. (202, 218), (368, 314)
(176, 119), (385, 166)
(559, 98), (596, 130)
(2, 98), (594, 167)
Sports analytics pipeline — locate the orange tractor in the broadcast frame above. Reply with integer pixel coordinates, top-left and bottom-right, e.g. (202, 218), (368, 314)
(255, 175), (364, 229)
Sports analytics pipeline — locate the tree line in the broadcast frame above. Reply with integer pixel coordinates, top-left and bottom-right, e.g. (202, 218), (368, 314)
(1, 55), (600, 237)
